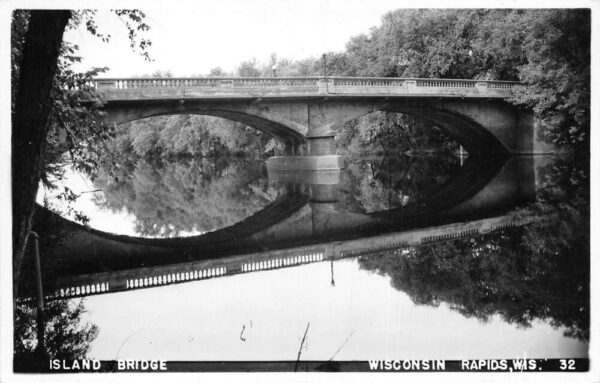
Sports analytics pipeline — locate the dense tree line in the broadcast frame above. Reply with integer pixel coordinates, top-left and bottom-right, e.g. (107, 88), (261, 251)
(103, 115), (279, 160)
(205, 10), (589, 151)
(335, 112), (459, 156)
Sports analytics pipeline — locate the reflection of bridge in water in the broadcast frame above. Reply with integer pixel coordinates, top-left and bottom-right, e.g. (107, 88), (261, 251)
(26, 155), (550, 301)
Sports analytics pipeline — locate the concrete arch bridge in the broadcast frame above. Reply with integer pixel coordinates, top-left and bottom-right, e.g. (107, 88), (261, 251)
(90, 77), (554, 170)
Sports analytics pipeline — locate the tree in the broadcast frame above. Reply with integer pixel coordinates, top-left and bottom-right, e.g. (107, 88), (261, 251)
(509, 10), (590, 148)
(237, 58), (261, 77)
(14, 299), (99, 360)
(208, 67), (226, 77)
(12, 10), (72, 293)
(338, 9), (590, 149)
(12, 9), (152, 293)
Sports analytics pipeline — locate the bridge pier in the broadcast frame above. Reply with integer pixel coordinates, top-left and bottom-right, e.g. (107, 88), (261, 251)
(266, 135), (345, 171)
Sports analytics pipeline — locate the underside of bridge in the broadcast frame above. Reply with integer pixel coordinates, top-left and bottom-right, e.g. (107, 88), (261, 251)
(100, 96), (551, 171)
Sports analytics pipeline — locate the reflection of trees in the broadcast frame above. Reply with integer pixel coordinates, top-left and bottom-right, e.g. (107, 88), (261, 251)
(92, 157), (284, 237)
(340, 154), (461, 213)
(358, 155), (589, 340)
(14, 299), (99, 359)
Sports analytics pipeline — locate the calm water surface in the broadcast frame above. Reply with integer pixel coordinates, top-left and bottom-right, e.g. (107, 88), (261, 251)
(31, 149), (589, 361)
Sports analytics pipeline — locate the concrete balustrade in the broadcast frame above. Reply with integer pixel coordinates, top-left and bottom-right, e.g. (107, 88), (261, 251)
(92, 76), (519, 99)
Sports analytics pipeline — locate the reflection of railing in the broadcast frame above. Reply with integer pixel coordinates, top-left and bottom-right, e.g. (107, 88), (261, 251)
(126, 267), (226, 289)
(18, 282), (111, 303)
(241, 252), (324, 272)
(90, 77), (520, 98)
(420, 229), (479, 244)
(25, 249), (329, 301)
(16, 217), (530, 303)
(338, 241), (410, 258)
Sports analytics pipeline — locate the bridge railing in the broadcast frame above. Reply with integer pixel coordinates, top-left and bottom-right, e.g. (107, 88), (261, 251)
(92, 77), (322, 90)
(90, 77), (521, 98)
(330, 77), (406, 87)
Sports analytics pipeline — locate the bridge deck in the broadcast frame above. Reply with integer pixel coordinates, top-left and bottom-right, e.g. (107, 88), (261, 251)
(93, 77), (520, 101)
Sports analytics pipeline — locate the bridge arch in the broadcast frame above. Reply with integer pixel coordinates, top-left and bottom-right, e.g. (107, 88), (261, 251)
(381, 103), (510, 155)
(321, 99), (521, 155)
(102, 103), (308, 154)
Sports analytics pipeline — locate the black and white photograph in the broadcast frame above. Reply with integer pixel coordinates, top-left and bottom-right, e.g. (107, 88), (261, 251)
(0, 0), (597, 380)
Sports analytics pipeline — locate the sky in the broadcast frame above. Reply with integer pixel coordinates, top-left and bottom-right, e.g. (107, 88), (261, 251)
(63, 0), (403, 77)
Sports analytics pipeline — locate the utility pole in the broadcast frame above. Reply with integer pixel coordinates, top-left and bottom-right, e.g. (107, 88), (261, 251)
(30, 231), (45, 356)
(330, 257), (335, 286)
